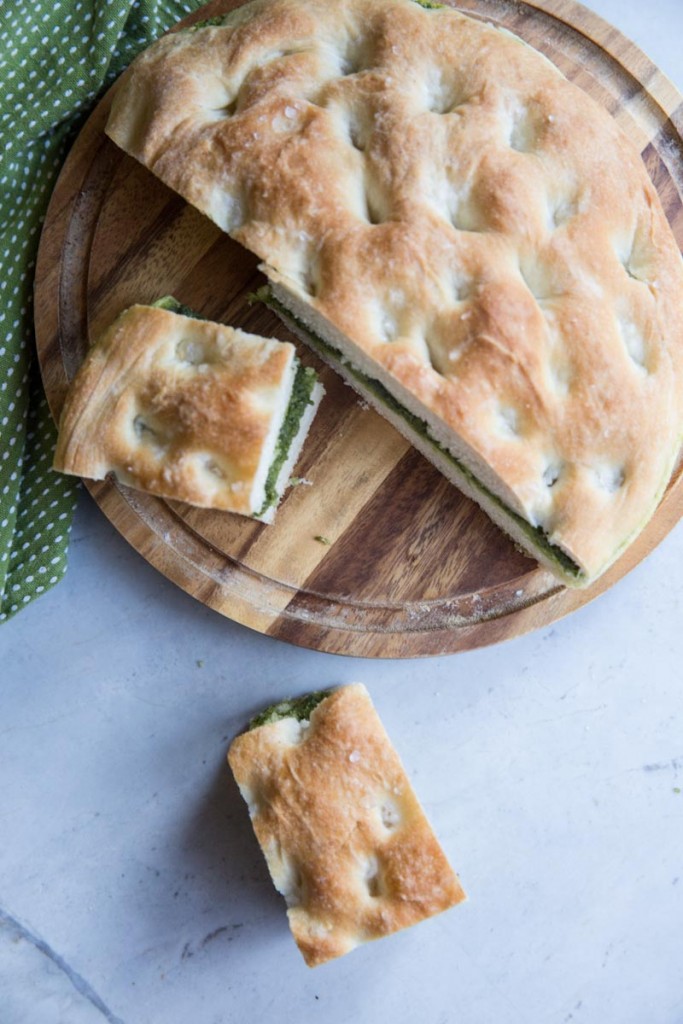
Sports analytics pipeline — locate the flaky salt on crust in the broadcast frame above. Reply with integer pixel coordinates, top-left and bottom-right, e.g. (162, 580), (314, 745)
(228, 684), (465, 967)
(53, 304), (311, 518)
(107, 0), (683, 582)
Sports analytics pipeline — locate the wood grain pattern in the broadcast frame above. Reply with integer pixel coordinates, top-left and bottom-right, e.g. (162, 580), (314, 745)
(34, 0), (683, 658)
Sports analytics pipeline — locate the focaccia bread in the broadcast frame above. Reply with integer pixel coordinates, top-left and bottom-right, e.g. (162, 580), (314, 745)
(228, 684), (465, 967)
(106, 0), (683, 584)
(53, 299), (323, 521)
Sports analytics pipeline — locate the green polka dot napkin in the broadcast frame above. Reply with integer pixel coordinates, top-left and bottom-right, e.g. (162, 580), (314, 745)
(0, 0), (205, 622)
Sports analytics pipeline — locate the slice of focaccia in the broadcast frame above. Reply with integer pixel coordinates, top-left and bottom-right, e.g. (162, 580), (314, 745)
(228, 684), (465, 966)
(106, 0), (683, 584)
(53, 299), (323, 521)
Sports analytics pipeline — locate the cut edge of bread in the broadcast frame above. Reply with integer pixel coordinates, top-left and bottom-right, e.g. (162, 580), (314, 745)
(257, 375), (325, 523)
(263, 276), (595, 586)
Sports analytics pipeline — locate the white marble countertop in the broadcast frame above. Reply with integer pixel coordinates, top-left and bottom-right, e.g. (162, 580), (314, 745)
(3, 3), (683, 1022)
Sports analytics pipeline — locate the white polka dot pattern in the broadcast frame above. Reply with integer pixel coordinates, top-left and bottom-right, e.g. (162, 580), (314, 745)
(0, 0), (202, 622)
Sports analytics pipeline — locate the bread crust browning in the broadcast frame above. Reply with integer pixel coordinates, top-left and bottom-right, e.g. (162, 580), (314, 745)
(228, 684), (465, 966)
(107, 0), (683, 578)
(53, 304), (296, 514)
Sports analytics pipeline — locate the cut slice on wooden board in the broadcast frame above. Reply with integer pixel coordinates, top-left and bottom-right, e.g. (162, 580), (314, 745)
(53, 299), (324, 522)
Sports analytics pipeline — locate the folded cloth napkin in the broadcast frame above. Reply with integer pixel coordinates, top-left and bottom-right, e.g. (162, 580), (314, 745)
(0, 0), (205, 621)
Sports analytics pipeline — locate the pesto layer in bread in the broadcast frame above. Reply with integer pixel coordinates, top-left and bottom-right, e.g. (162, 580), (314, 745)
(254, 288), (583, 581)
(248, 690), (334, 730)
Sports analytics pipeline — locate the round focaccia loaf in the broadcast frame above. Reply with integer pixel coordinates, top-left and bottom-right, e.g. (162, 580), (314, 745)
(106, 0), (683, 582)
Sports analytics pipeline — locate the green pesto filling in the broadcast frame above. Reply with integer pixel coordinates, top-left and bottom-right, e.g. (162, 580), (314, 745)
(255, 287), (583, 581)
(256, 361), (318, 517)
(152, 295), (208, 320)
(248, 689), (334, 730)
(188, 0), (442, 35)
(189, 14), (227, 30)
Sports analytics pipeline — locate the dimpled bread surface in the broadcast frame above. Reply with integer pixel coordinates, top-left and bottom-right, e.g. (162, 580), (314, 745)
(228, 684), (465, 966)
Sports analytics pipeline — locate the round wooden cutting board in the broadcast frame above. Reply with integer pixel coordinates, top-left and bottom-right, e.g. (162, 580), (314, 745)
(34, 0), (683, 657)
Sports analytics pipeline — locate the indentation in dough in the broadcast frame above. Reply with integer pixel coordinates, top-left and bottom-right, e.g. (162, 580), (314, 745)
(210, 190), (246, 233)
(375, 285), (417, 345)
(528, 505), (552, 531)
(452, 273), (474, 302)
(547, 356), (573, 396)
(411, 331), (441, 371)
(176, 338), (208, 366)
(543, 460), (564, 489)
(346, 108), (373, 153)
(352, 153), (389, 224)
(361, 169), (391, 225)
(133, 414), (154, 440)
(450, 185), (486, 233)
(617, 315), (649, 372)
(350, 122), (365, 151)
(496, 404), (521, 437)
(273, 845), (304, 908)
(210, 95), (239, 119)
(339, 34), (373, 76)
(423, 70), (465, 115)
(519, 255), (558, 301)
(508, 103), (542, 153)
(205, 458), (225, 480)
(307, 920), (332, 940)
(286, 238), (322, 299)
(548, 191), (579, 231)
(593, 463), (626, 494)
(205, 76), (240, 120)
(133, 415), (170, 450)
(363, 855), (384, 898)
(378, 308), (399, 343)
(303, 264), (320, 299)
(422, 316), (468, 375)
(427, 176), (486, 233)
(297, 251), (321, 299)
(379, 798), (402, 831)
(616, 225), (653, 284)
(266, 46), (310, 63)
(132, 414), (170, 455)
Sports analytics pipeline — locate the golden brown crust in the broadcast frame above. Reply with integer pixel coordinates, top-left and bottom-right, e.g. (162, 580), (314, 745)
(107, 0), (683, 578)
(227, 684), (465, 966)
(53, 304), (296, 515)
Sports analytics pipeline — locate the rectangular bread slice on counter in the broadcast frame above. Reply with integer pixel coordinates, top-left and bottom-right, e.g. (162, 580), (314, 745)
(53, 298), (323, 522)
(228, 683), (465, 966)
(105, 0), (683, 585)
